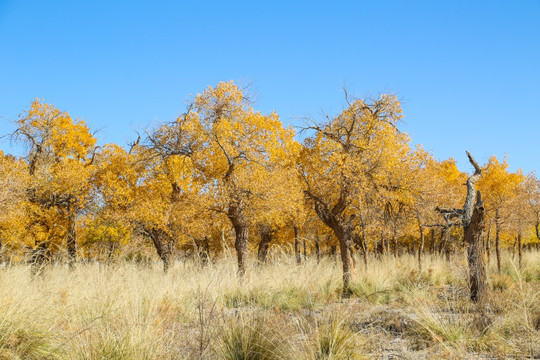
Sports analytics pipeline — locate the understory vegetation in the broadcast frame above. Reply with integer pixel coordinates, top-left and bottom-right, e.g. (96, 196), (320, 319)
(0, 251), (538, 360)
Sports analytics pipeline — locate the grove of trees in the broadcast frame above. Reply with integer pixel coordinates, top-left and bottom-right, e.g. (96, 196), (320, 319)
(1, 82), (539, 297)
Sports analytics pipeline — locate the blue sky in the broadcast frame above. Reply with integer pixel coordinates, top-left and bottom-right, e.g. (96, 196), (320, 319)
(1, 0), (539, 173)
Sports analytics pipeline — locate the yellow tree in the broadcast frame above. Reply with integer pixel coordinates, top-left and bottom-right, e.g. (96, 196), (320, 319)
(477, 155), (523, 272)
(299, 93), (408, 294)
(87, 144), (141, 261)
(180, 81), (301, 275)
(92, 137), (201, 271)
(12, 100), (97, 266)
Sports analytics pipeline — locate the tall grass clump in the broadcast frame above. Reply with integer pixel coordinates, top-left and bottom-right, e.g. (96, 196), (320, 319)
(214, 316), (292, 360)
(310, 316), (364, 360)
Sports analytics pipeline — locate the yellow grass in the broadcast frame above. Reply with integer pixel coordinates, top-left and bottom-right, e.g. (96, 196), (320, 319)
(0, 251), (538, 359)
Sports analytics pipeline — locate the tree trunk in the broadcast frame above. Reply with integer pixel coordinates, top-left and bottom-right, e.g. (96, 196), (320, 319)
(315, 232), (321, 263)
(228, 206), (248, 276)
(233, 222), (248, 276)
(257, 227), (272, 263)
(439, 227), (447, 256)
(429, 230), (436, 254)
(495, 211), (501, 273)
(148, 228), (174, 273)
(465, 192), (488, 304)
(294, 225), (301, 264)
(327, 219), (354, 296)
(303, 238), (307, 260)
(336, 229), (352, 296)
(418, 225), (425, 271)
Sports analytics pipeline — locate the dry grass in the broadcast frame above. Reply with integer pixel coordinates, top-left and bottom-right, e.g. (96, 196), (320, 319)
(0, 250), (538, 359)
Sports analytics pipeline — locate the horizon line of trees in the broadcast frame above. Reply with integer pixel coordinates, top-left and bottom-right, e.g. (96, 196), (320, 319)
(1, 81), (539, 296)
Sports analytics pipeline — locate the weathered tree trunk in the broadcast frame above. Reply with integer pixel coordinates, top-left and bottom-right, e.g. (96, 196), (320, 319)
(293, 225), (301, 264)
(257, 227), (273, 263)
(313, 200), (355, 295)
(335, 226), (352, 296)
(323, 216), (355, 296)
(303, 238), (307, 261)
(465, 191), (488, 304)
(229, 205), (249, 276)
(495, 210), (502, 273)
(149, 229), (174, 273)
(436, 152), (487, 305)
(460, 153), (488, 305)
(233, 223), (248, 276)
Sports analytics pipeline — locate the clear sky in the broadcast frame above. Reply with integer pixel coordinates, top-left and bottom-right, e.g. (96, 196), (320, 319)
(1, 0), (539, 173)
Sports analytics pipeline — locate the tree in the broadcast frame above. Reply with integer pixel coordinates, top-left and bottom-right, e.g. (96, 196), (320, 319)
(92, 139), (200, 272)
(299, 93), (408, 295)
(437, 152), (488, 304)
(11, 100), (97, 267)
(179, 81), (301, 275)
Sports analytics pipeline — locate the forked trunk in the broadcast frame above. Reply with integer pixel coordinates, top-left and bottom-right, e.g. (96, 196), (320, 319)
(137, 225), (175, 273)
(150, 230), (174, 273)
